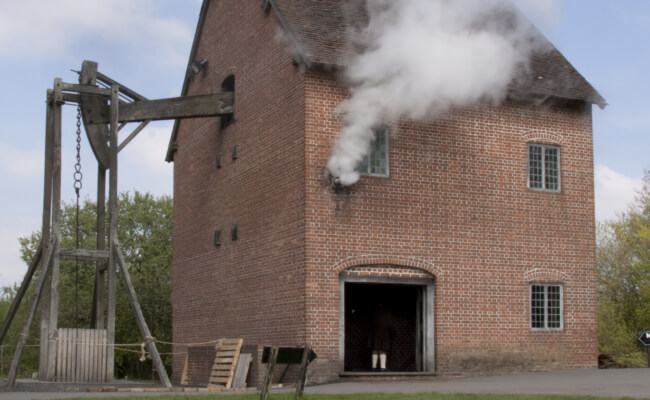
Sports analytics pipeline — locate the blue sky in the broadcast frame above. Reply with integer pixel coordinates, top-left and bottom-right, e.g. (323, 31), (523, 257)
(0, 0), (648, 288)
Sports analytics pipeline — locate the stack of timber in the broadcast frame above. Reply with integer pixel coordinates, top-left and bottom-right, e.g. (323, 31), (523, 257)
(208, 338), (243, 388)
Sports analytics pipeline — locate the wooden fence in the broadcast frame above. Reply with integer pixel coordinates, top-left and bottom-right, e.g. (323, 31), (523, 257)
(56, 328), (107, 382)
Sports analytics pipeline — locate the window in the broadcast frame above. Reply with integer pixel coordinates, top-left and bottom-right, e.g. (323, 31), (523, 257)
(528, 144), (560, 191)
(358, 126), (389, 177)
(530, 284), (563, 330)
(220, 75), (235, 128)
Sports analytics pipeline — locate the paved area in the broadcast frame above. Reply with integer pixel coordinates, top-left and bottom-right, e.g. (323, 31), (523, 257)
(307, 369), (650, 398)
(1, 368), (649, 399)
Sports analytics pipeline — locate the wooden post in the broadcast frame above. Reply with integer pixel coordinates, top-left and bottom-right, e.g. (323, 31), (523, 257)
(112, 242), (172, 388)
(260, 346), (278, 400)
(38, 89), (55, 380)
(8, 237), (58, 388)
(0, 246), (42, 345)
(294, 345), (312, 399)
(92, 166), (107, 329)
(45, 79), (64, 381)
(106, 84), (119, 381)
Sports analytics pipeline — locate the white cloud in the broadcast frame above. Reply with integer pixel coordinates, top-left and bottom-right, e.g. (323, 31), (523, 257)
(594, 165), (643, 221)
(0, 140), (43, 178)
(0, 0), (193, 66)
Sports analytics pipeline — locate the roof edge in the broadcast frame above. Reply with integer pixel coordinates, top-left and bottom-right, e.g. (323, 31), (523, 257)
(165, 0), (312, 162)
(265, 0), (312, 67)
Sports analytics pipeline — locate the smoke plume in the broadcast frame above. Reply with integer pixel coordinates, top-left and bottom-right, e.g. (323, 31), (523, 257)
(327, 0), (552, 186)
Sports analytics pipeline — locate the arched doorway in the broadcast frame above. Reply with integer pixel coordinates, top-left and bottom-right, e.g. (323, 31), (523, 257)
(339, 272), (435, 374)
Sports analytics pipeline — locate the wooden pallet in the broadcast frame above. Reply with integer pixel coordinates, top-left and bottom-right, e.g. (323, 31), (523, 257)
(208, 338), (243, 388)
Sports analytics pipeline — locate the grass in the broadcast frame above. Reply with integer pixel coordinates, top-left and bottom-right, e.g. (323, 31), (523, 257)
(57, 394), (648, 400)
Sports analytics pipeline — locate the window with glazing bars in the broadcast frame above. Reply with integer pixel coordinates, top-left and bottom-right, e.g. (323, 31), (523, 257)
(528, 144), (560, 191)
(531, 284), (563, 330)
(358, 126), (389, 177)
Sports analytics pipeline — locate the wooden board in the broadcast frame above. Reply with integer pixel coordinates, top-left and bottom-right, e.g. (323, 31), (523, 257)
(56, 328), (107, 383)
(208, 338), (243, 389)
(231, 353), (252, 389)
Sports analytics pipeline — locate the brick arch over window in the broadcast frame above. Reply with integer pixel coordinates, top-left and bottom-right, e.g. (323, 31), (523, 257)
(524, 268), (569, 282)
(334, 255), (442, 278)
(522, 130), (564, 146)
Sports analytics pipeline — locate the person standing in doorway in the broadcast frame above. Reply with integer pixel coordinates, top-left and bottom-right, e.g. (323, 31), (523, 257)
(368, 303), (393, 372)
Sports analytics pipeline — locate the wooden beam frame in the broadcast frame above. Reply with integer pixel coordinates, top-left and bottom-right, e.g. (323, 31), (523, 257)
(2, 60), (234, 386)
(83, 93), (233, 124)
(8, 237), (58, 388)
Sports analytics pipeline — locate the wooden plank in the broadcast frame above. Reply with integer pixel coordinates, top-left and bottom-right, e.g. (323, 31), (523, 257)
(259, 346), (278, 400)
(56, 328), (64, 381)
(59, 249), (110, 262)
(216, 350), (238, 356)
(232, 353), (252, 389)
(112, 242), (171, 388)
(180, 354), (190, 386)
(39, 91), (54, 381)
(294, 346), (311, 399)
(117, 120), (150, 152)
(93, 166), (107, 330)
(212, 364), (234, 370)
(106, 84), (119, 382)
(80, 61), (110, 170)
(46, 79), (64, 382)
(85, 93), (234, 124)
(96, 70), (148, 102)
(7, 237), (57, 388)
(61, 82), (112, 96)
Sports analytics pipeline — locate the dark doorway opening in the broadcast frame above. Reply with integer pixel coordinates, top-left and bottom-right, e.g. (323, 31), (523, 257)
(344, 282), (424, 372)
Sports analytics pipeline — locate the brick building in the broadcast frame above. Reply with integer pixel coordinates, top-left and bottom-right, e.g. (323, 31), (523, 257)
(167, 0), (606, 385)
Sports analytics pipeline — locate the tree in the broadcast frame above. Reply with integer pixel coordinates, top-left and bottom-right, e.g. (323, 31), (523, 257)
(3, 191), (173, 379)
(597, 171), (650, 366)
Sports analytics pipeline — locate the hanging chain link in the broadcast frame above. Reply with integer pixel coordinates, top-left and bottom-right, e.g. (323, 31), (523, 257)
(74, 105), (83, 195)
(73, 104), (83, 329)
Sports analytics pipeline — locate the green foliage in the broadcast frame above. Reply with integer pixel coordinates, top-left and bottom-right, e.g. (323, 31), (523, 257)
(597, 171), (650, 366)
(1, 191), (172, 379)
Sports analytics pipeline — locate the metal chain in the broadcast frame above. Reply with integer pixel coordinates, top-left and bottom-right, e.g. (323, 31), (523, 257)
(74, 104), (83, 329)
(74, 105), (83, 195)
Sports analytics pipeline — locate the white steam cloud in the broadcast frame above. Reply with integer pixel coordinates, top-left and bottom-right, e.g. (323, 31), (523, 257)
(328, 0), (550, 186)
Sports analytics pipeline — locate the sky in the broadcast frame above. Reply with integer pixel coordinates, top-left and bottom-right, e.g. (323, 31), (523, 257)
(0, 0), (648, 288)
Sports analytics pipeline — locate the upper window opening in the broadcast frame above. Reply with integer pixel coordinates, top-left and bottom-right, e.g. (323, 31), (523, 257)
(528, 143), (560, 191)
(358, 126), (389, 177)
(220, 75), (235, 128)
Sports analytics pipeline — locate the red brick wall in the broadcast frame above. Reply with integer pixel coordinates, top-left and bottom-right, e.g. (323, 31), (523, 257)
(171, 1), (308, 384)
(173, 3), (598, 385)
(304, 70), (597, 380)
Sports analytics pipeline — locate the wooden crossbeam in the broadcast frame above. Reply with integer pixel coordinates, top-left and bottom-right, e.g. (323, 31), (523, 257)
(84, 93), (234, 124)
(59, 248), (110, 262)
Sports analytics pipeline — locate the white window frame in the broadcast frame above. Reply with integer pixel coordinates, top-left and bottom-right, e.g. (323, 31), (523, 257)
(358, 126), (389, 178)
(530, 283), (563, 331)
(527, 143), (561, 192)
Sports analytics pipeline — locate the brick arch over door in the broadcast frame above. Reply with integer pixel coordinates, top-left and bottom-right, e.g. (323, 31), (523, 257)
(334, 255), (442, 278)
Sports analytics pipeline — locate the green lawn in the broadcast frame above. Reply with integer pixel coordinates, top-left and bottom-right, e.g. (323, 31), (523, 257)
(58, 394), (648, 400)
